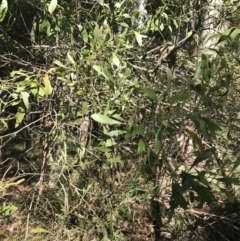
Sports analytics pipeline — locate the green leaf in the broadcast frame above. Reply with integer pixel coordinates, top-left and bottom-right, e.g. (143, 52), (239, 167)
(186, 129), (204, 153)
(30, 227), (50, 233)
(82, 102), (88, 116)
(0, 119), (8, 128)
(93, 23), (101, 42)
(166, 68), (172, 82)
(193, 185), (215, 202)
(191, 147), (216, 169)
(125, 125), (144, 139)
(160, 23), (164, 31)
(20, 91), (30, 109)
(107, 157), (122, 163)
(230, 156), (240, 174)
(196, 171), (209, 188)
(138, 87), (157, 102)
(30, 80), (39, 97)
(134, 31), (142, 46)
(0, 0), (8, 22)
(112, 53), (120, 67)
(220, 188), (235, 203)
(201, 117), (221, 137)
(154, 128), (162, 153)
(96, 146), (113, 153)
(43, 74), (52, 95)
(230, 28), (240, 40)
(81, 28), (88, 43)
(67, 52), (76, 65)
(54, 60), (68, 68)
(147, 147), (157, 170)
(124, 68), (131, 77)
(91, 113), (122, 125)
(104, 129), (126, 137)
(194, 62), (202, 79)
(15, 107), (25, 128)
(217, 177), (240, 185)
(48, 0), (58, 13)
(93, 65), (113, 81)
(171, 184), (188, 209)
(216, 34), (231, 44)
(111, 114), (125, 121)
(137, 139), (146, 155)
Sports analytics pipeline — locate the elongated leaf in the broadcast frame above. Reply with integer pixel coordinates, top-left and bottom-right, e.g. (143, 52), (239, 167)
(186, 129), (204, 153)
(81, 28), (88, 43)
(230, 28), (240, 40)
(67, 52), (76, 65)
(107, 157), (122, 163)
(43, 74), (52, 95)
(138, 87), (157, 102)
(112, 53), (120, 67)
(93, 65), (113, 81)
(48, 0), (57, 13)
(137, 139), (146, 155)
(125, 125), (144, 139)
(220, 188), (235, 203)
(166, 68), (172, 82)
(15, 107), (25, 128)
(20, 91), (30, 109)
(191, 147), (216, 169)
(94, 23), (101, 41)
(104, 130), (126, 137)
(0, 0), (8, 22)
(154, 128), (162, 153)
(91, 113), (122, 125)
(231, 156), (240, 174)
(193, 184), (215, 202)
(112, 114), (125, 121)
(96, 146), (113, 153)
(30, 227), (50, 233)
(54, 60), (68, 68)
(134, 31), (142, 46)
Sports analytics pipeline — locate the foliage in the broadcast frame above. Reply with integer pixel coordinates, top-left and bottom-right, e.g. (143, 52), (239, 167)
(1, 0), (240, 240)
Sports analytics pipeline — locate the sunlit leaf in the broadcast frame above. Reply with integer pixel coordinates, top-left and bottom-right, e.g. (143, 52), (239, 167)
(230, 28), (240, 40)
(67, 52), (76, 65)
(134, 31), (142, 46)
(20, 91), (30, 109)
(81, 28), (88, 43)
(91, 113), (122, 125)
(54, 60), (68, 68)
(43, 74), (52, 95)
(0, 0), (8, 22)
(15, 107), (25, 128)
(112, 53), (120, 67)
(48, 0), (58, 13)
(30, 227), (50, 233)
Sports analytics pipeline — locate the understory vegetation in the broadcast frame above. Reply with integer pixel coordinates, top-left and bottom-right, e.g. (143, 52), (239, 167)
(1, 0), (240, 240)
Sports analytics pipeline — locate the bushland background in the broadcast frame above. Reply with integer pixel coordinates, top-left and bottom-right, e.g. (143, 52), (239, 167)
(1, 0), (240, 240)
